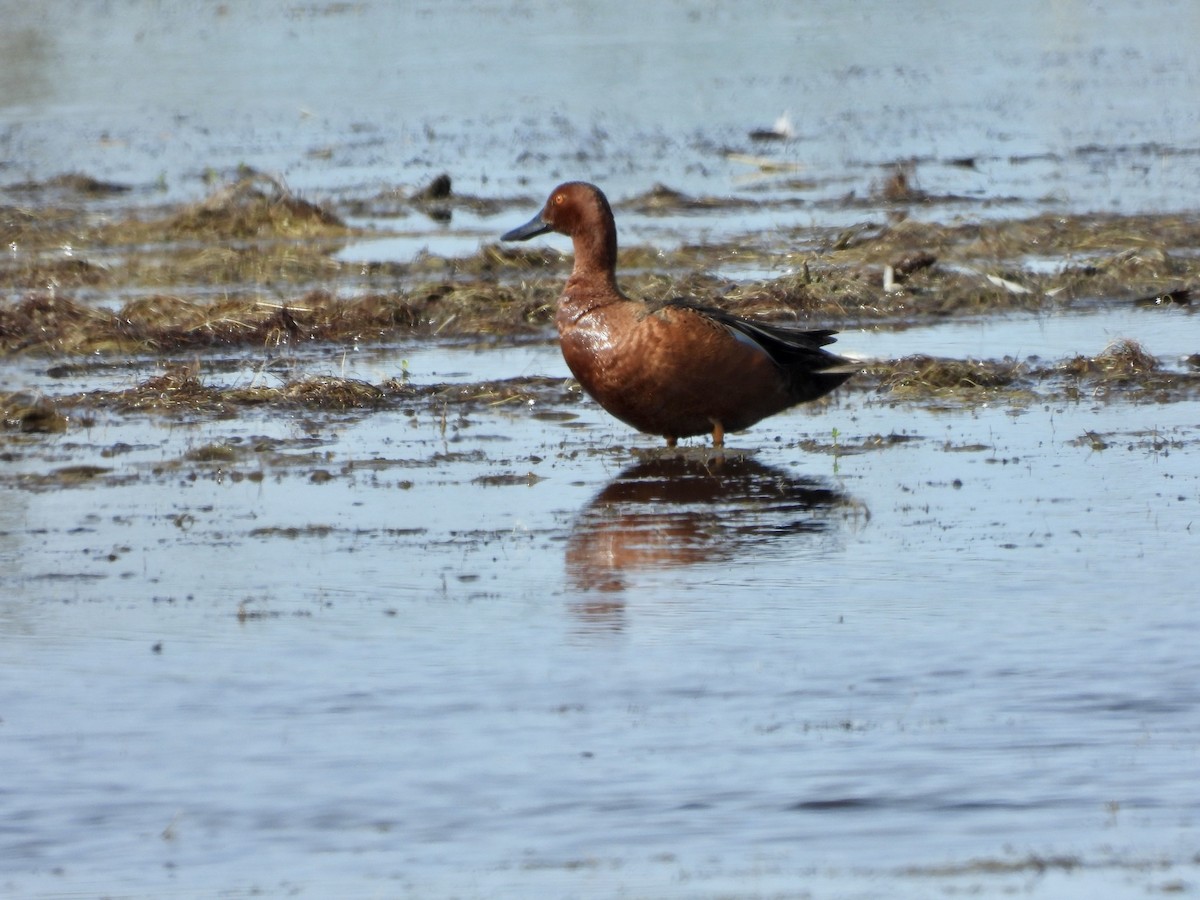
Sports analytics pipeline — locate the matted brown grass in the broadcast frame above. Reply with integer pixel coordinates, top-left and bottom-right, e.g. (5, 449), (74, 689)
(0, 284), (557, 355)
(112, 172), (346, 243)
(5, 178), (1200, 425)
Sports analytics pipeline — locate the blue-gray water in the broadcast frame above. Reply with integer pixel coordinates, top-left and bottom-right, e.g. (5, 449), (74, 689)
(3, 2), (1200, 897)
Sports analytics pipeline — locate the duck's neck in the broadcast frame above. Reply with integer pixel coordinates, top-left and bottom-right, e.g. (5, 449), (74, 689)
(568, 225), (620, 295)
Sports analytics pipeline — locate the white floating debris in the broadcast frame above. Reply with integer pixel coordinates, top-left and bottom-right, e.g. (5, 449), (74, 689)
(985, 273), (1034, 295)
(773, 111), (795, 140)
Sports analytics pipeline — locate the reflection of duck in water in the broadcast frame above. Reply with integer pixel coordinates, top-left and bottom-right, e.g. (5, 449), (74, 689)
(566, 452), (855, 607)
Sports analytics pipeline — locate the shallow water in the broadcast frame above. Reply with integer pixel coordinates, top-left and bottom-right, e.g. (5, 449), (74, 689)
(4, 358), (1199, 898)
(6, 0), (1200, 230)
(4, 2), (1200, 898)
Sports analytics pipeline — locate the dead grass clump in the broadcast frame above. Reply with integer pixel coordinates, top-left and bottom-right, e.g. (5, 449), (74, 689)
(874, 354), (1025, 399)
(167, 174), (343, 239)
(1050, 348), (1200, 403)
(430, 375), (577, 409)
(964, 213), (1200, 265)
(65, 365), (398, 417)
(1058, 339), (1159, 379)
(137, 363), (211, 397)
(64, 362), (227, 415)
(817, 218), (964, 261)
(278, 376), (385, 409)
(827, 215), (1200, 311)
(620, 183), (755, 215)
(185, 442), (241, 463)
(629, 272), (737, 307)
(874, 164), (927, 203)
(2, 205), (86, 251)
(126, 242), (345, 288)
(99, 291), (420, 352)
(1088, 247), (1186, 282)
(930, 271), (1051, 315)
(113, 294), (284, 351)
(0, 293), (116, 354)
(11, 172), (133, 196)
(208, 283), (552, 344)
(2, 393), (69, 433)
(1070, 215), (1200, 256)
(0, 283), (558, 356)
(399, 282), (557, 334)
(473, 243), (565, 273)
(101, 173), (346, 244)
(48, 465), (112, 485)
(118, 292), (402, 350)
(2, 257), (111, 291)
(301, 291), (413, 334)
(725, 269), (871, 317)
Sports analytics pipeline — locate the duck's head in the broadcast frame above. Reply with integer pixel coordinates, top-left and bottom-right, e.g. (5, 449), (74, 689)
(501, 181), (615, 243)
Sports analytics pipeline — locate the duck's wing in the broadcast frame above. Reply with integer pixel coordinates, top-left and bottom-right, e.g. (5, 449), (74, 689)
(663, 299), (847, 368)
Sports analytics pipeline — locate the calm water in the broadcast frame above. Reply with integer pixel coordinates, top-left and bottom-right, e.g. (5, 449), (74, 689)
(3, 2), (1200, 897)
(6, 0), (1200, 227)
(3, 364), (1199, 898)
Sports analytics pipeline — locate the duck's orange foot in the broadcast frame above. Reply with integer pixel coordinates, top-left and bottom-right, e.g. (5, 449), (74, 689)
(665, 436), (678, 448)
(710, 421), (725, 448)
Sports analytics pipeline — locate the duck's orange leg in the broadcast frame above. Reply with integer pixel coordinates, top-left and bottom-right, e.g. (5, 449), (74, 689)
(711, 421), (725, 448)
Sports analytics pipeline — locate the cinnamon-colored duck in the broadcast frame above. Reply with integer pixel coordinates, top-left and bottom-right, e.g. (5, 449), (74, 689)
(502, 182), (853, 447)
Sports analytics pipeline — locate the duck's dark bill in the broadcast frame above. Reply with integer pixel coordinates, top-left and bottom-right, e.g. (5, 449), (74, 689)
(501, 214), (551, 242)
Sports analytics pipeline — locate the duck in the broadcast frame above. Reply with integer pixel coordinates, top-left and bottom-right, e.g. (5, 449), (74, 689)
(501, 182), (853, 447)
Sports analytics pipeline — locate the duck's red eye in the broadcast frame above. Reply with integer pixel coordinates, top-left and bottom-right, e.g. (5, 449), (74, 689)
(554, 193), (565, 205)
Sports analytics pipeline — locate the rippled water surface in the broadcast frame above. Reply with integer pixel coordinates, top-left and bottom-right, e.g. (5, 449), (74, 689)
(3, 2), (1200, 898)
